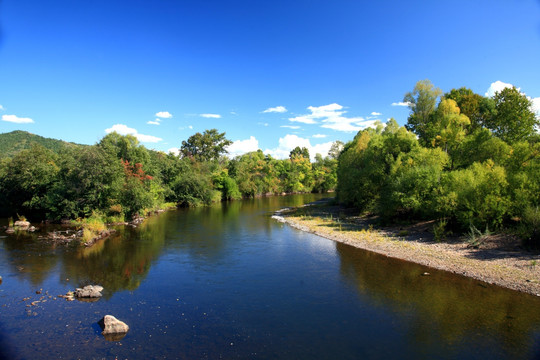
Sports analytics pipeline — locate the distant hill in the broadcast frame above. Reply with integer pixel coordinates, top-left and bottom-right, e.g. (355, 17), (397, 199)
(0, 130), (84, 158)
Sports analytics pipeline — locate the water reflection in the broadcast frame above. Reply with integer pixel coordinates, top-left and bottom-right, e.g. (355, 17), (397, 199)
(59, 216), (169, 295)
(0, 230), (61, 286)
(0, 194), (330, 294)
(335, 242), (540, 358)
(1, 194), (540, 359)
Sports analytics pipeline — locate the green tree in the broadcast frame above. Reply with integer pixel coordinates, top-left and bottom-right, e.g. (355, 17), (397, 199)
(444, 87), (495, 132)
(0, 144), (59, 218)
(486, 86), (539, 143)
(98, 132), (150, 167)
(404, 79), (442, 144)
(328, 140), (344, 160)
(46, 146), (124, 219)
(431, 99), (471, 165)
(180, 129), (232, 161)
(289, 146), (310, 160)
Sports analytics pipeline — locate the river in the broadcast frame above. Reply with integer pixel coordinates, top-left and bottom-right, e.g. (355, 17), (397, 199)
(0, 194), (539, 359)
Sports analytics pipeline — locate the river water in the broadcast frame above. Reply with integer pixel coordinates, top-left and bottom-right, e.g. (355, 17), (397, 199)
(0, 194), (539, 359)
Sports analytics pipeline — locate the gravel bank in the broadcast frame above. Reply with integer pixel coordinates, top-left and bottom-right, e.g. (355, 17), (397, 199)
(273, 201), (540, 296)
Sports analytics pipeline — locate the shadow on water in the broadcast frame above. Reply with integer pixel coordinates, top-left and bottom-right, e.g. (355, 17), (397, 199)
(335, 242), (540, 358)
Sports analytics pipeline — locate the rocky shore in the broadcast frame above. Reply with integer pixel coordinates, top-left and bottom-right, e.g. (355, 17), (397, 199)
(273, 200), (540, 296)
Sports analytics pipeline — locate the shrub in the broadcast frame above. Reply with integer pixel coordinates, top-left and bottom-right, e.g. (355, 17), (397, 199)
(520, 206), (540, 249)
(436, 161), (510, 230)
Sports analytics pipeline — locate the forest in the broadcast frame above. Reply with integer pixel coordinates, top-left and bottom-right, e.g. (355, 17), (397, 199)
(0, 129), (339, 223)
(337, 80), (540, 247)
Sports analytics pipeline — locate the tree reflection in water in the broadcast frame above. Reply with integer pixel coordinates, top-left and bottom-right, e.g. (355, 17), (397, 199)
(335, 241), (540, 358)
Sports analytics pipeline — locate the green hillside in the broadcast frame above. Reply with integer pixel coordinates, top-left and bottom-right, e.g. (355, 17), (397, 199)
(0, 130), (83, 158)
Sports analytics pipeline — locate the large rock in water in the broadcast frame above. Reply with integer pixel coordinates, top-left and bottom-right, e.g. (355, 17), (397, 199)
(74, 285), (103, 298)
(100, 315), (129, 340)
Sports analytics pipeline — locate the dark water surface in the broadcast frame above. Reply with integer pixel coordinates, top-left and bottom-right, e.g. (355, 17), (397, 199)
(1, 194), (540, 359)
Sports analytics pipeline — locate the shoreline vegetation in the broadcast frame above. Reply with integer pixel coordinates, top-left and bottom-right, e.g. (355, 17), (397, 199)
(0, 130), (339, 227)
(273, 199), (540, 296)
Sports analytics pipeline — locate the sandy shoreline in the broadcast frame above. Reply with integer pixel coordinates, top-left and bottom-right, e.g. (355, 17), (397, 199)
(273, 200), (540, 297)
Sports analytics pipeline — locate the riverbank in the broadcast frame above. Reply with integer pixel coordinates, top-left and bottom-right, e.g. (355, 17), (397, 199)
(273, 199), (540, 296)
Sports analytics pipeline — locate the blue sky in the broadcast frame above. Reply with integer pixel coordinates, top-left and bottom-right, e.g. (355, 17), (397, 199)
(1, 0), (539, 159)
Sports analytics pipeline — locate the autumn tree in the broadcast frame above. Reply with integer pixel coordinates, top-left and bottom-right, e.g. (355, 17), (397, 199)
(431, 99), (471, 165)
(444, 87), (495, 132)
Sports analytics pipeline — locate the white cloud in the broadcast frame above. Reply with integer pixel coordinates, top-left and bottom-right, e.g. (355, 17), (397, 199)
(312, 134), (327, 138)
(225, 136), (260, 158)
(289, 103), (345, 124)
(371, 112), (382, 116)
(0, 105), (4, 111)
(263, 106), (287, 113)
(2, 114), (34, 124)
(485, 81), (516, 97)
(168, 147), (180, 156)
(281, 125), (301, 129)
(321, 118), (377, 132)
(532, 97), (540, 115)
(391, 101), (412, 107)
(155, 111), (173, 118)
(105, 124), (162, 143)
(264, 134), (334, 161)
(147, 119), (161, 125)
(288, 103), (377, 132)
(288, 115), (318, 124)
(311, 142), (335, 159)
(200, 113), (221, 118)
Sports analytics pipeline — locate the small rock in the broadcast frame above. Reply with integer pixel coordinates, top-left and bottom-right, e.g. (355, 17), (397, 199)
(14, 220), (30, 230)
(99, 315), (129, 340)
(74, 285), (103, 298)
(0, 275), (2, 285)
(421, 272), (430, 276)
(36, 289), (42, 294)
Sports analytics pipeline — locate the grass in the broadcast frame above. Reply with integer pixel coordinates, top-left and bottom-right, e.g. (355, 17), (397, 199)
(467, 224), (491, 248)
(433, 219), (449, 242)
(81, 228), (96, 243)
(71, 212), (107, 244)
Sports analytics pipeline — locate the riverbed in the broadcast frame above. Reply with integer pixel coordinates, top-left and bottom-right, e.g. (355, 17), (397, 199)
(1, 194), (540, 359)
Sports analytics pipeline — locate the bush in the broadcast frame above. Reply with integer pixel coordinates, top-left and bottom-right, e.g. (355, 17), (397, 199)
(379, 147), (448, 219)
(520, 206), (540, 249)
(436, 161), (510, 229)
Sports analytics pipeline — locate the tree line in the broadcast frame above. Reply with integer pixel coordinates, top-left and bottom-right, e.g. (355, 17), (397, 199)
(337, 80), (540, 247)
(0, 129), (340, 222)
